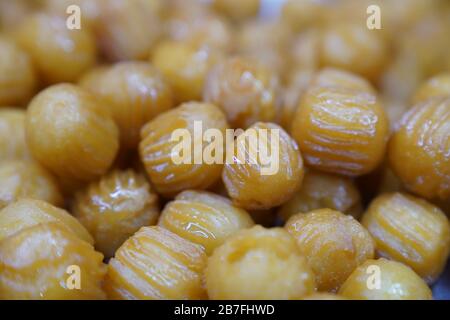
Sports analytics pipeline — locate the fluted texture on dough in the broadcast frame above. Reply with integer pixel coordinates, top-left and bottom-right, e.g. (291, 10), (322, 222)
(139, 102), (228, 197)
(389, 97), (450, 200)
(292, 83), (389, 176)
(159, 190), (253, 254)
(105, 226), (207, 300)
(362, 193), (450, 283)
(72, 169), (160, 258)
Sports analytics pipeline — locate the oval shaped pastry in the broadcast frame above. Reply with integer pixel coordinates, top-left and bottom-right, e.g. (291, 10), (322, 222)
(362, 193), (450, 283)
(158, 190), (254, 254)
(291, 78), (389, 176)
(80, 61), (174, 150)
(72, 169), (160, 258)
(14, 13), (96, 84)
(0, 223), (105, 300)
(319, 22), (389, 81)
(339, 258), (432, 300)
(205, 225), (315, 300)
(94, 0), (162, 61)
(203, 57), (281, 129)
(26, 84), (119, 184)
(151, 41), (222, 104)
(388, 97), (450, 200)
(105, 226), (207, 300)
(286, 208), (374, 292)
(223, 122), (304, 210)
(139, 102), (229, 197)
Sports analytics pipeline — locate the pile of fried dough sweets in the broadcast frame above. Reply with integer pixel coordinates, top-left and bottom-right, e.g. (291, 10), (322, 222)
(0, 0), (449, 300)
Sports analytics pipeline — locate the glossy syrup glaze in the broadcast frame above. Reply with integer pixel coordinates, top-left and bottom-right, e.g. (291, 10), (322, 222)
(73, 169), (160, 258)
(105, 226), (207, 300)
(159, 190), (253, 254)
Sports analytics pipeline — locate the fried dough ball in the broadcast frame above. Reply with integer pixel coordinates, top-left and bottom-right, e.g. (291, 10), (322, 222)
(291, 71), (389, 176)
(236, 20), (292, 75)
(0, 0), (38, 30)
(388, 97), (450, 200)
(280, 69), (315, 131)
(339, 258), (432, 300)
(310, 68), (376, 93)
(26, 84), (119, 184)
(139, 102), (229, 197)
(319, 22), (389, 82)
(281, 0), (330, 32)
(203, 57), (281, 129)
(362, 193), (450, 283)
(14, 13), (97, 84)
(165, 9), (233, 52)
(212, 0), (260, 21)
(95, 0), (162, 61)
(105, 226), (207, 299)
(151, 41), (222, 104)
(223, 122), (304, 210)
(205, 226), (316, 300)
(158, 190), (254, 254)
(0, 223), (106, 299)
(286, 209), (375, 292)
(80, 61), (174, 150)
(72, 169), (160, 258)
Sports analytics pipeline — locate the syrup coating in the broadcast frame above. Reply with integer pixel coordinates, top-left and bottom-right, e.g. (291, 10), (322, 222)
(72, 169), (160, 258)
(291, 77), (389, 176)
(286, 209), (375, 292)
(362, 193), (450, 283)
(139, 102), (229, 197)
(339, 258), (432, 300)
(205, 226), (316, 300)
(0, 223), (106, 300)
(388, 97), (450, 200)
(105, 226), (207, 300)
(158, 190), (254, 254)
(80, 61), (174, 150)
(152, 41), (223, 104)
(203, 57), (281, 129)
(15, 13), (97, 84)
(26, 84), (119, 183)
(223, 122), (304, 210)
